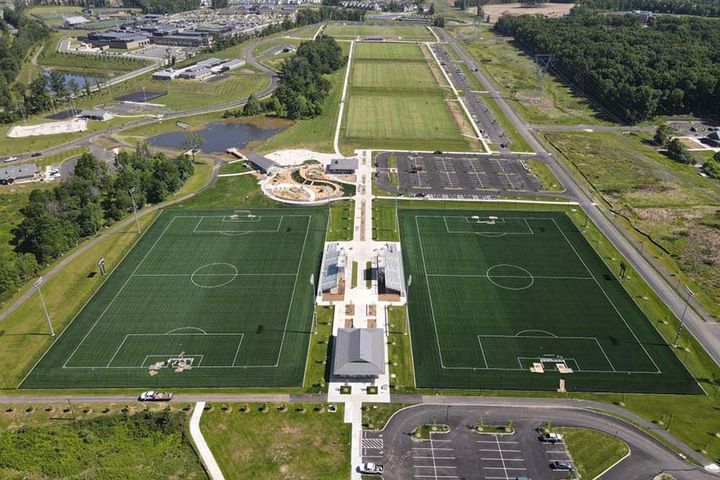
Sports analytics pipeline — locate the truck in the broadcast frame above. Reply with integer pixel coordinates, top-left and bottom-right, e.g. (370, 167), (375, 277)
(358, 463), (383, 475)
(539, 432), (563, 444)
(138, 391), (173, 401)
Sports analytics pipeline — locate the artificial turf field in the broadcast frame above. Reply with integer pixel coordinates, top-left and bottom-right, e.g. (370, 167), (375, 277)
(21, 208), (328, 389)
(399, 209), (700, 394)
(343, 43), (471, 151)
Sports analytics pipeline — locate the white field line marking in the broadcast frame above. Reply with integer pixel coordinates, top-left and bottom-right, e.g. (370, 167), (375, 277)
(333, 40), (355, 156)
(63, 215), (178, 368)
(551, 218), (662, 374)
(63, 213), (312, 371)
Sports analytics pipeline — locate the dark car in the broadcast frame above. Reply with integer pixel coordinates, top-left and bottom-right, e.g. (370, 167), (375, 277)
(31, 152), (42, 157)
(549, 460), (573, 471)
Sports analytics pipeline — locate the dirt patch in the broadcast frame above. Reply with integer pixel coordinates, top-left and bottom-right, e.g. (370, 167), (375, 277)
(421, 44), (450, 88)
(484, 3), (575, 22)
(446, 99), (480, 150)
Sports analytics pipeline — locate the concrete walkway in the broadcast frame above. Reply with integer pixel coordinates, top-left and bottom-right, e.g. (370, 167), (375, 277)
(333, 41), (355, 156)
(190, 402), (225, 480)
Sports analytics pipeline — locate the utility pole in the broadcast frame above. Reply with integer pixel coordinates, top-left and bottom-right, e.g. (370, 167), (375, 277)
(672, 286), (694, 347)
(34, 277), (54, 336)
(128, 187), (140, 234)
(534, 54), (555, 100)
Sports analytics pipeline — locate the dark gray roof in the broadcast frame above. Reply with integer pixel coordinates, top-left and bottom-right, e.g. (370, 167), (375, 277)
(708, 131), (720, 141)
(1, 164), (39, 180)
(333, 328), (385, 377)
(246, 152), (276, 172)
(328, 157), (358, 171)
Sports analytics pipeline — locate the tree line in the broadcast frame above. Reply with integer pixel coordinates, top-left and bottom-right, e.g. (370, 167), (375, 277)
(494, 9), (720, 123)
(0, 7), (49, 85)
(273, 35), (345, 119)
(577, 0), (720, 17)
(0, 148), (193, 303)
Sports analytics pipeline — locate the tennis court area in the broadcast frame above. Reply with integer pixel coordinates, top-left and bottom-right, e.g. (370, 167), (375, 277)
(21, 208), (327, 389)
(399, 209), (700, 394)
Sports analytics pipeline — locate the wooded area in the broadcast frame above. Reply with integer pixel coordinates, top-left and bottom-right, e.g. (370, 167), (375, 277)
(273, 35), (346, 119)
(0, 148), (193, 304)
(494, 10), (720, 123)
(578, 0), (720, 17)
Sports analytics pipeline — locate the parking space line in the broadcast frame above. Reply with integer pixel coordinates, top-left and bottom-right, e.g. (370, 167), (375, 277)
(483, 467), (528, 471)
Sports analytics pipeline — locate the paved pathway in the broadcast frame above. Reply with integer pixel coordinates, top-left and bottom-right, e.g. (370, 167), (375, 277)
(190, 402), (225, 480)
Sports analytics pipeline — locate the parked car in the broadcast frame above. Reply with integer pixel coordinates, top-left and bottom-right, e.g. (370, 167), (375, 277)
(138, 391), (173, 401)
(549, 460), (573, 471)
(3, 156), (17, 163)
(31, 152), (42, 157)
(358, 463), (383, 474)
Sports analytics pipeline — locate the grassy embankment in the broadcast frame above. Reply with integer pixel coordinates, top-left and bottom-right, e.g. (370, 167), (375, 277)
(303, 306), (334, 393)
(543, 131), (720, 321)
(202, 402), (351, 480)
(558, 428), (629, 479)
(0, 406), (206, 479)
(450, 24), (612, 126)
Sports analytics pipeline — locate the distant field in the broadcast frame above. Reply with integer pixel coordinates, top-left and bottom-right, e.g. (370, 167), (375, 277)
(351, 61), (437, 91)
(353, 43), (425, 60)
(324, 24), (434, 41)
(342, 42), (470, 151)
(346, 94), (460, 141)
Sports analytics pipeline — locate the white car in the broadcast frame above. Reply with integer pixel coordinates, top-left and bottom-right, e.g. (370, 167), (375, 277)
(539, 432), (564, 443)
(3, 156), (17, 163)
(359, 462), (383, 474)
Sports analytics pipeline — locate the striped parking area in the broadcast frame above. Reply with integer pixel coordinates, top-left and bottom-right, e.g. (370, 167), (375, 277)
(412, 437), (459, 479)
(477, 436), (528, 480)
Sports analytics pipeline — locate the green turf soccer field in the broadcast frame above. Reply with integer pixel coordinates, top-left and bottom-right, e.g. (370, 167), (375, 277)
(21, 208), (328, 389)
(399, 209), (700, 394)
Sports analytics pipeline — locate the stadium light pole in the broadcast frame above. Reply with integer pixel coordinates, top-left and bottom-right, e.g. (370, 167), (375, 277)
(128, 187), (141, 234)
(34, 277), (54, 337)
(310, 274), (317, 334)
(672, 286), (694, 347)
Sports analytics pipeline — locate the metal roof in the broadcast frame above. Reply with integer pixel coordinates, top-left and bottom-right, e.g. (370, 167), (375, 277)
(246, 152), (277, 172)
(332, 328), (385, 377)
(384, 244), (404, 293)
(328, 157), (358, 172)
(320, 243), (343, 292)
(1, 164), (39, 180)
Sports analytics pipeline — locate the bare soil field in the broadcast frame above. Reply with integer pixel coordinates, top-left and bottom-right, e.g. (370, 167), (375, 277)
(484, 3), (575, 22)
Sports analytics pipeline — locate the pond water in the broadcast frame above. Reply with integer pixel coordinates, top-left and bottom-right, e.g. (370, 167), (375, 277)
(147, 121), (284, 153)
(43, 71), (105, 91)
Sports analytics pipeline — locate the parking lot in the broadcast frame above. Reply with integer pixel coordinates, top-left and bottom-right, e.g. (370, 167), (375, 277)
(430, 43), (511, 153)
(362, 407), (575, 480)
(376, 151), (544, 198)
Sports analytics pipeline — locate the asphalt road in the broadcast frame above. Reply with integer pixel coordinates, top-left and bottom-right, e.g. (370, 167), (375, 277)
(364, 403), (715, 480)
(437, 27), (720, 367)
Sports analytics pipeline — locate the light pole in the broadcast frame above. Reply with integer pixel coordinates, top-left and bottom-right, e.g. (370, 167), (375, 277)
(673, 286), (694, 347)
(34, 277), (54, 336)
(310, 274), (317, 334)
(128, 187), (140, 234)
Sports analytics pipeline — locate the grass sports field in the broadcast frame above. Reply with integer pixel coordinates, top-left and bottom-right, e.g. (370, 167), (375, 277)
(399, 209), (699, 394)
(21, 208), (328, 389)
(324, 24), (434, 41)
(343, 43), (470, 151)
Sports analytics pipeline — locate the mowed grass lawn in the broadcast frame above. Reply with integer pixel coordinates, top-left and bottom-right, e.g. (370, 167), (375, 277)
(202, 403), (350, 480)
(346, 94), (460, 141)
(353, 42), (425, 60)
(324, 24), (433, 41)
(351, 61), (438, 91)
(342, 43), (470, 151)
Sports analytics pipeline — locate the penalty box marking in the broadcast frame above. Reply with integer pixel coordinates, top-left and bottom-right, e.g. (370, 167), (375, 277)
(101, 332), (245, 369)
(62, 213), (312, 370)
(475, 334), (617, 373)
(413, 214), (662, 374)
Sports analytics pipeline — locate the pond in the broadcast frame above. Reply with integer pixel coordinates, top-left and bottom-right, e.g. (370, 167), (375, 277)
(147, 121), (284, 153)
(43, 71), (105, 91)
